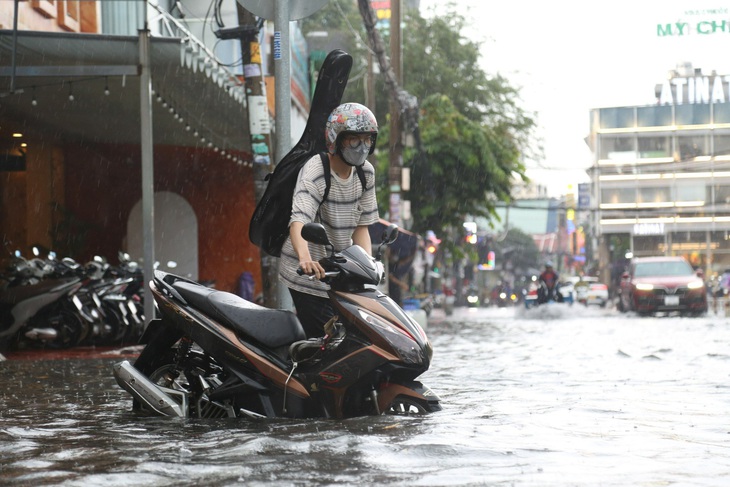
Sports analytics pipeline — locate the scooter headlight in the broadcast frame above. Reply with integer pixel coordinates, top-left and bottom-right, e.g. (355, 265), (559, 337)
(357, 308), (424, 365)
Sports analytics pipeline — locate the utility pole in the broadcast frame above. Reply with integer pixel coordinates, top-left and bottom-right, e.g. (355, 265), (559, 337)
(236, 6), (279, 308)
(388, 0), (403, 226)
(139, 27), (156, 325)
(236, 0), (327, 308)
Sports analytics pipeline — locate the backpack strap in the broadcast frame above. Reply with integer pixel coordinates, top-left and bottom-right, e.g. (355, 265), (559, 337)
(355, 165), (367, 193)
(319, 152), (367, 202)
(319, 152), (332, 203)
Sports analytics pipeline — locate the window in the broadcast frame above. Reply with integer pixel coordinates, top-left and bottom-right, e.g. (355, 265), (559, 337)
(709, 184), (730, 205)
(714, 103), (730, 124)
(600, 135), (636, 161)
(675, 181), (706, 203)
(637, 134), (671, 158)
(601, 187), (636, 205)
(599, 107), (635, 129)
(710, 231), (730, 254)
(714, 132), (730, 157)
(632, 237), (665, 256)
(639, 186), (670, 204)
(677, 133), (709, 160)
(637, 106), (673, 127)
(676, 104), (711, 125)
(634, 260), (693, 277)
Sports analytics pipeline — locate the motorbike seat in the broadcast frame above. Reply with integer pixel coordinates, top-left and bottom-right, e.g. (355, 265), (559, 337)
(0, 277), (80, 305)
(172, 281), (306, 348)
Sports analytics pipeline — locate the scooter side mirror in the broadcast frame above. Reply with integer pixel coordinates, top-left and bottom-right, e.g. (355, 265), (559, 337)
(301, 222), (332, 247)
(374, 224), (399, 261)
(381, 224), (399, 246)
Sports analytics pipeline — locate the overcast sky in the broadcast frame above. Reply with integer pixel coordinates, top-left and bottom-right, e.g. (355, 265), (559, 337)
(419, 0), (730, 196)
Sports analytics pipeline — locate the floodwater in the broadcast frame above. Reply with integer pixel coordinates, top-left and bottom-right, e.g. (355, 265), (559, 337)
(1, 304), (729, 486)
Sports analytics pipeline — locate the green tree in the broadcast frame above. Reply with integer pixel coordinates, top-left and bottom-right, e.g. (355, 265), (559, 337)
(301, 2), (538, 240)
(404, 94), (523, 236)
(496, 228), (540, 276)
(401, 8), (536, 151)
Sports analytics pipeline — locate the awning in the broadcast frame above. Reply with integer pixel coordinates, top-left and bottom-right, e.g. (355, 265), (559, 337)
(0, 30), (249, 152)
(0, 29), (252, 325)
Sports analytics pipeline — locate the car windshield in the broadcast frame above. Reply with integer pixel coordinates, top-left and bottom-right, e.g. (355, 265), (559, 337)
(634, 261), (693, 277)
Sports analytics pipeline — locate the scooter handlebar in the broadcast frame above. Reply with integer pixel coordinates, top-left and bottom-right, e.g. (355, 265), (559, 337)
(296, 268), (340, 281)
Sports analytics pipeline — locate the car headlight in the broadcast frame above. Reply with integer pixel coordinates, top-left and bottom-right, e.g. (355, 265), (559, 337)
(687, 280), (705, 290)
(636, 283), (654, 291)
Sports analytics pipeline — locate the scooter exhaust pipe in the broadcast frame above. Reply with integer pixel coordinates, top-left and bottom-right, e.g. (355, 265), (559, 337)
(24, 328), (58, 341)
(112, 360), (187, 417)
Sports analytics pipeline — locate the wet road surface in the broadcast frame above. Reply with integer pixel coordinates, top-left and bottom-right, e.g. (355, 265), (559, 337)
(1, 304), (729, 486)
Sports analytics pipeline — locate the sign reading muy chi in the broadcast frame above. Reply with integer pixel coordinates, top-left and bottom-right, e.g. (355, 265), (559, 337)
(656, 7), (730, 38)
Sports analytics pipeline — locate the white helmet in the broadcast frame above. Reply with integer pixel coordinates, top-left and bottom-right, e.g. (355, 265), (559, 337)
(325, 103), (378, 166)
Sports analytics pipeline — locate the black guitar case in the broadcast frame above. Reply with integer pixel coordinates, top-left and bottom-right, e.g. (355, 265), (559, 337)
(249, 49), (353, 257)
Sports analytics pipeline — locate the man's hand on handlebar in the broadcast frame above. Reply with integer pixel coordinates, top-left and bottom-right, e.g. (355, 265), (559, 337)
(297, 260), (326, 280)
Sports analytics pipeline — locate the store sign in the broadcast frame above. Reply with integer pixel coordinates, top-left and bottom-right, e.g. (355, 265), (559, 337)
(371, 1), (391, 20)
(371, 0), (390, 31)
(657, 74), (730, 105)
(633, 222), (665, 236)
(578, 183), (590, 209)
(657, 6), (730, 38)
(657, 19), (730, 37)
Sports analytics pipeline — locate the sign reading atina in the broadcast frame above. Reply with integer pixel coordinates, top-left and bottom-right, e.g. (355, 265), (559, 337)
(657, 73), (730, 105)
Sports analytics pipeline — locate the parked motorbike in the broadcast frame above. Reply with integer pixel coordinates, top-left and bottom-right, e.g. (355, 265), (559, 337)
(76, 256), (145, 346)
(466, 287), (480, 307)
(0, 268), (88, 349)
(489, 284), (517, 308)
(0, 248), (146, 350)
(114, 223), (441, 419)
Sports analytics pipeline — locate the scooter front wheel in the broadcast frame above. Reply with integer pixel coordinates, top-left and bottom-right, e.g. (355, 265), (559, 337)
(384, 395), (431, 415)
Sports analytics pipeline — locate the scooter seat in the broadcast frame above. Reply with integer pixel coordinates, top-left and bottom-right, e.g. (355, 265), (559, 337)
(172, 281), (306, 348)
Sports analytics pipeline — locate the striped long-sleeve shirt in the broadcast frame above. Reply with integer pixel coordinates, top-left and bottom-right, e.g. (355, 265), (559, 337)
(279, 154), (379, 297)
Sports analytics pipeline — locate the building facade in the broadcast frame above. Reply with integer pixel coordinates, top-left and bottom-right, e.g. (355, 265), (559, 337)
(1, 1), (257, 294)
(591, 64), (730, 287)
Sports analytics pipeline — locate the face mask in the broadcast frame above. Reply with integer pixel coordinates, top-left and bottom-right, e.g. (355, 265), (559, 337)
(341, 144), (369, 167)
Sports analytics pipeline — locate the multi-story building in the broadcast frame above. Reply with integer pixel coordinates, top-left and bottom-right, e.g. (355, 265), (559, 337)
(590, 63), (730, 287)
(0, 1), (317, 299)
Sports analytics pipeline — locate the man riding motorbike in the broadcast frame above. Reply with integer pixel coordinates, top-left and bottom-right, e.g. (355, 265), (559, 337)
(538, 261), (561, 304)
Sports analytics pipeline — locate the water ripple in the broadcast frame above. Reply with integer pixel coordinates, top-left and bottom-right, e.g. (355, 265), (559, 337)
(2, 310), (730, 485)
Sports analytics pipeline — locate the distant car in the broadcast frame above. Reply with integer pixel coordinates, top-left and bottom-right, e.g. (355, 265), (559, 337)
(570, 276), (609, 307)
(618, 256), (707, 316)
(557, 278), (576, 303)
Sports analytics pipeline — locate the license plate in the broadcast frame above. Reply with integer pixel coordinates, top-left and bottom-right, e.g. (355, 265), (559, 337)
(664, 295), (680, 306)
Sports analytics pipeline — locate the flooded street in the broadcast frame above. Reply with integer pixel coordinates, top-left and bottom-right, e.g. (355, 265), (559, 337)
(1, 305), (729, 486)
